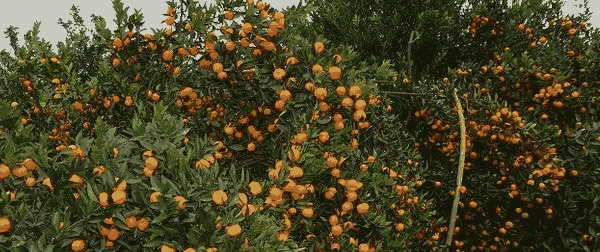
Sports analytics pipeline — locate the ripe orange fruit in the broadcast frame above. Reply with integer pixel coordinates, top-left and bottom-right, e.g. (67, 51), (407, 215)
(304, 82), (315, 91)
(302, 207), (314, 218)
(360, 163), (369, 171)
(71, 239), (86, 251)
(273, 68), (286, 81)
(279, 89), (292, 102)
(161, 244), (176, 252)
(236, 193), (248, 208)
(226, 224), (243, 237)
(162, 50), (174, 62)
(112, 190), (127, 205)
(217, 71), (228, 80)
(312, 64), (324, 74)
(225, 40), (236, 51)
(274, 100), (286, 110)
(195, 159), (211, 170)
(329, 214), (339, 226)
(241, 22), (253, 34)
(396, 223), (405, 232)
(212, 190), (229, 206)
(143, 167), (154, 178)
(314, 87), (327, 100)
(336, 86), (346, 96)
(105, 241), (115, 249)
(358, 243), (372, 252)
(0, 164), (11, 180)
(25, 176), (36, 187)
(0, 217), (12, 234)
(167, 6), (176, 16)
(320, 101), (331, 112)
(12, 166), (27, 178)
(247, 142), (256, 151)
(341, 201), (353, 212)
(251, 48), (262, 57)
(326, 156), (338, 168)
(288, 147), (302, 161)
(469, 201), (478, 208)
(42, 177), (53, 190)
(331, 242), (342, 250)
(248, 181), (263, 195)
(353, 110), (366, 122)
(137, 217), (149, 231)
(212, 62), (224, 73)
(349, 85), (362, 98)
(149, 191), (161, 203)
(261, 41), (276, 51)
(328, 66), (342, 80)
(277, 231), (289, 242)
(314, 41), (325, 54)
(173, 195), (187, 210)
(125, 216), (138, 229)
(325, 187), (337, 199)
(98, 192), (110, 207)
(224, 10), (234, 20)
(341, 97), (354, 108)
(335, 54), (342, 63)
(165, 16), (175, 26)
(107, 227), (121, 241)
(145, 157), (159, 170)
(319, 131), (330, 143)
(112, 37), (123, 49)
(354, 99), (367, 110)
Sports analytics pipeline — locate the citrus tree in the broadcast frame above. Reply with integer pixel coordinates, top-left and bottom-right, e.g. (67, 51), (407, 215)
(290, 0), (600, 250)
(0, 0), (599, 251)
(0, 0), (423, 251)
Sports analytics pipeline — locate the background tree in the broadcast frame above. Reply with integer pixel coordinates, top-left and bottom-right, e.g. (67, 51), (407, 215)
(281, 0), (600, 250)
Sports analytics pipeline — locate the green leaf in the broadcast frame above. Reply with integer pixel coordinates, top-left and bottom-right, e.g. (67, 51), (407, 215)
(316, 118), (331, 125)
(229, 144), (245, 151)
(240, 166), (245, 186)
(163, 175), (180, 194)
(131, 114), (146, 138)
(29, 244), (38, 252)
(228, 193), (239, 208)
(86, 184), (96, 202)
(52, 212), (60, 230)
(167, 148), (185, 170)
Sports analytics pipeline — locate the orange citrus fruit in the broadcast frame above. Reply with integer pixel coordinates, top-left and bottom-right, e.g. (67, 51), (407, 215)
(226, 224), (243, 237)
(161, 244), (176, 252)
(145, 157), (159, 170)
(0, 217), (12, 233)
(71, 239), (86, 251)
(212, 190), (229, 206)
(314, 41), (324, 54)
(112, 190), (127, 205)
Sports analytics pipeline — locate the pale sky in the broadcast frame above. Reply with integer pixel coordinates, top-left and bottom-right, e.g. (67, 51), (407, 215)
(0, 0), (597, 62)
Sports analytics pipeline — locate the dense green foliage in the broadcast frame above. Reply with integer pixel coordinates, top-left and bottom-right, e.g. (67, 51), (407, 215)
(0, 0), (599, 251)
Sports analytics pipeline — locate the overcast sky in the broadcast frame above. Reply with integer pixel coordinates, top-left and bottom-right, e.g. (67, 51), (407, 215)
(0, 0), (597, 61)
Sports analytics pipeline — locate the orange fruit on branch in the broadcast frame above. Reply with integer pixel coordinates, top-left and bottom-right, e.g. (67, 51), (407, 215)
(0, 217), (12, 234)
(70, 239), (86, 251)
